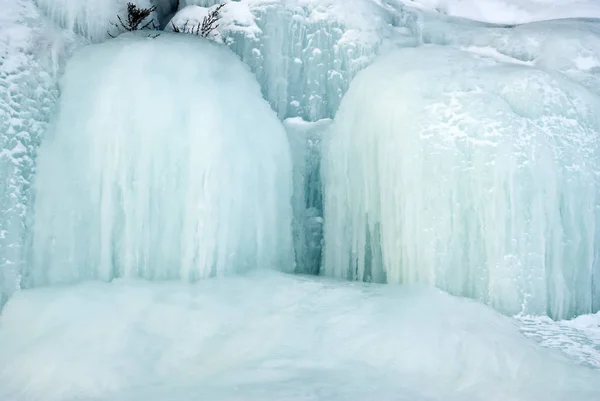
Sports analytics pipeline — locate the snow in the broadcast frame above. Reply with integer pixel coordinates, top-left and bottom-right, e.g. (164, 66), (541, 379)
(1, 272), (599, 401)
(322, 46), (600, 320)
(36, 0), (160, 42)
(397, 0), (600, 24)
(29, 33), (293, 285)
(575, 55), (600, 71)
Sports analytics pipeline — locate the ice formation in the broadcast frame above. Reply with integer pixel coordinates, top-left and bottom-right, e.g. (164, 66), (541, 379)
(1, 272), (599, 401)
(35, 0), (162, 43)
(285, 118), (330, 274)
(28, 33), (293, 285)
(0, 0), (77, 306)
(323, 46), (600, 320)
(168, 0), (385, 120)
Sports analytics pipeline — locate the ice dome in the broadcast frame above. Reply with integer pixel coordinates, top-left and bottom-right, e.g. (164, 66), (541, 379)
(323, 46), (600, 320)
(29, 33), (294, 285)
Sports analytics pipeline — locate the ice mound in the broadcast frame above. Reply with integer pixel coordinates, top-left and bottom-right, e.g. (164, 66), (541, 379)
(28, 33), (293, 286)
(322, 46), (600, 320)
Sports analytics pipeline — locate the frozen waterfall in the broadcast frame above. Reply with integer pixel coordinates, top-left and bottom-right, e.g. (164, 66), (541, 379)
(28, 33), (294, 285)
(2, 0), (600, 400)
(323, 46), (600, 320)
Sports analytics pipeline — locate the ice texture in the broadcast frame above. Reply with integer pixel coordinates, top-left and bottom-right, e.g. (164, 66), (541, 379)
(322, 46), (600, 320)
(285, 118), (330, 274)
(168, 0), (385, 120)
(28, 33), (294, 285)
(0, 0), (76, 306)
(519, 311), (600, 369)
(1, 272), (599, 401)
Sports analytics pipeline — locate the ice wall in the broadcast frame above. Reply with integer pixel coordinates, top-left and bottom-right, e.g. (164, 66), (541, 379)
(169, 0), (386, 120)
(28, 33), (294, 286)
(0, 0), (76, 306)
(322, 46), (600, 320)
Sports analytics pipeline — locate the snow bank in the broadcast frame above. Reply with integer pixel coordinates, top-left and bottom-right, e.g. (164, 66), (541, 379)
(1, 272), (598, 401)
(29, 33), (293, 285)
(322, 46), (600, 320)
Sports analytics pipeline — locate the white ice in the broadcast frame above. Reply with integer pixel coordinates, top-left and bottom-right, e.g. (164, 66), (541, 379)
(0, 272), (599, 401)
(29, 33), (294, 285)
(323, 45), (600, 320)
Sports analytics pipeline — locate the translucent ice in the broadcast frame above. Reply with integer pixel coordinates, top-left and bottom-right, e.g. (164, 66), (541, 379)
(28, 33), (293, 285)
(285, 118), (331, 274)
(322, 46), (600, 320)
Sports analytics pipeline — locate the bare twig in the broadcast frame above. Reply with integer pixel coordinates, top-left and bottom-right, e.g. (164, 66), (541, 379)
(107, 2), (157, 37)
(170, 4), (225, 38)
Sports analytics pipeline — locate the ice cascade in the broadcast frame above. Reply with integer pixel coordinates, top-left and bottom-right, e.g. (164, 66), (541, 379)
(323, 47), (600, 320)
(28, 33), (294, 285)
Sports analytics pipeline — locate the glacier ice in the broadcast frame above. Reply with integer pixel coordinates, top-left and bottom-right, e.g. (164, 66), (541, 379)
(1, 272), (599, 401)
(322, 46), (600, 320)
(28, 33), (293, 285)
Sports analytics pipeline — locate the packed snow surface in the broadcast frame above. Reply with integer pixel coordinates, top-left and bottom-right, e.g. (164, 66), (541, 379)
(0, 272), (599, 401)
(29, 33), (293, 285)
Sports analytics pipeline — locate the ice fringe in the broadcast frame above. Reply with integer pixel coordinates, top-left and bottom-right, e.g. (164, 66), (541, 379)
(323, 46), (600, 320)
(28, 33), (294, 285)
